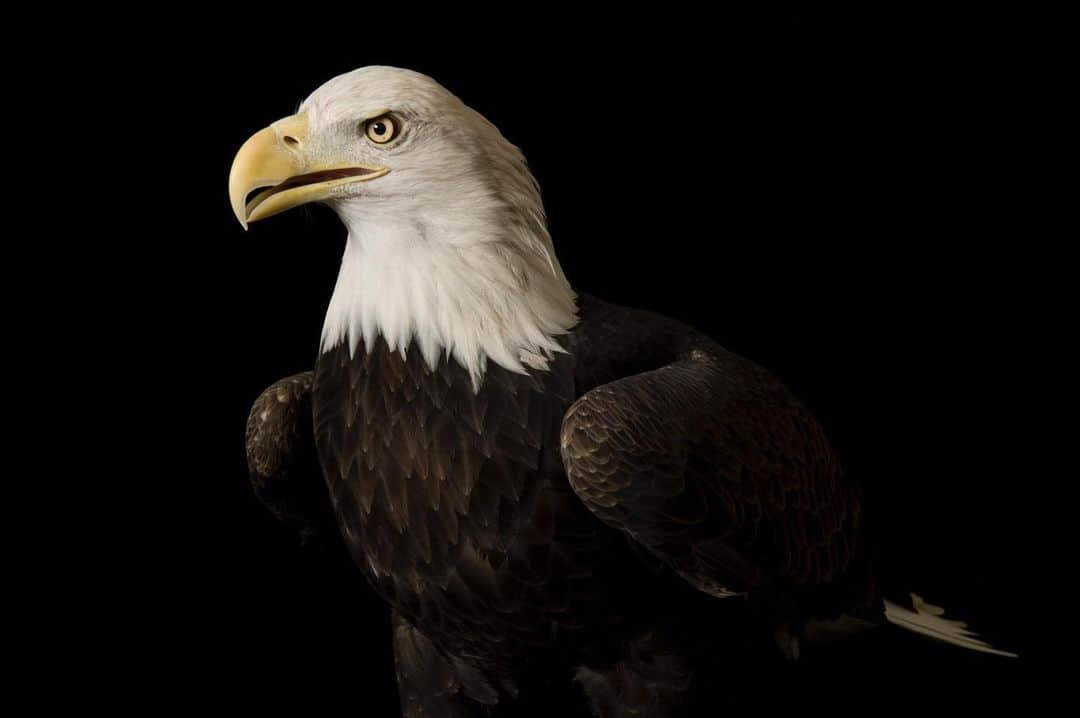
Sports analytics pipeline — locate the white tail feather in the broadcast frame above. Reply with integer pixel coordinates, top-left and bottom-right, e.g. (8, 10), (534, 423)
(884, 593), (1017, 658)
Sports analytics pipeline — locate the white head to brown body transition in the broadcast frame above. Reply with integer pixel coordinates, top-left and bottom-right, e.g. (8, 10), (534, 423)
(229, 66), (577, 385)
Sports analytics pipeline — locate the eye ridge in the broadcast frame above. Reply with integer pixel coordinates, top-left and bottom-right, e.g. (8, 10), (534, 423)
(365, 114), (400, 144)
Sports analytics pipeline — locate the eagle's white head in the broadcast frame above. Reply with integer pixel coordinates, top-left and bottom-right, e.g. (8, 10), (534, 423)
(229, 66), (576, 385)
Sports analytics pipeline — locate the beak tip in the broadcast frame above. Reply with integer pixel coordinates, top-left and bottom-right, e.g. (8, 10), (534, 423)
(230, 197), (249, 230)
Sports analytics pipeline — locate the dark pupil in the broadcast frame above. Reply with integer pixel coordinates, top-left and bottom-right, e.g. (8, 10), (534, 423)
(372, 121), (387, 136)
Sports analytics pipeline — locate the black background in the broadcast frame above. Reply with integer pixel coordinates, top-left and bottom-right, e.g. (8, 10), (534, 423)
(114, 11), (1054, 714)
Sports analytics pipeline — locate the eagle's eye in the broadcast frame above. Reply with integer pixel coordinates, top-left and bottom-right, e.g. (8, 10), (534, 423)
(364, 114), (400, 144)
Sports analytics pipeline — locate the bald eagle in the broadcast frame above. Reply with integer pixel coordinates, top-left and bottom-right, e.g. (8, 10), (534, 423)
(232, 66), (1014, 717)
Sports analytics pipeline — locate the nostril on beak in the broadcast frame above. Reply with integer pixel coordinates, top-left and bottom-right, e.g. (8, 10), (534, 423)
(283, 135), (301, 148)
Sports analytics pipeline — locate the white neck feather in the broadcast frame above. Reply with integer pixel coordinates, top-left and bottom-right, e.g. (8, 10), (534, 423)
(320, 211), (577, 387)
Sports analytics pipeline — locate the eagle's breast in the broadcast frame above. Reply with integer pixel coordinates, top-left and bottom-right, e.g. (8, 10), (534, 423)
(312, 337), (609, 658)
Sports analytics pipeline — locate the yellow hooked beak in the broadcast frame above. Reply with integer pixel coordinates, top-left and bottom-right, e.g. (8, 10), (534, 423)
(228, 113), (389, 229)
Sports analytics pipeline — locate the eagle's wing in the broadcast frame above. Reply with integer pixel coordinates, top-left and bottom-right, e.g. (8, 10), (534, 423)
(245, 372), (336, 543)
(561, 300), (863, 606)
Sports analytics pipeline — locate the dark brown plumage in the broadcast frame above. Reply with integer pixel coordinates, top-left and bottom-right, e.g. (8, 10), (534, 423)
(245, 372), (335, 544)
(246, 294), (879, 716)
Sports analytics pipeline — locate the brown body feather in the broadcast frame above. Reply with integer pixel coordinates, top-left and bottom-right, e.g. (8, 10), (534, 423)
(247, 295), (875, 716)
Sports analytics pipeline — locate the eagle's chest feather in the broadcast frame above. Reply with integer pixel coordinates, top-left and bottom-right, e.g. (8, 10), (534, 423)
(311, 338), (585, 638)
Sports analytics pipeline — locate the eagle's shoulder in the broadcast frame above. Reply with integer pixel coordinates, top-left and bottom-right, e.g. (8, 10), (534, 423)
(246, 372), (335, 543)
(566, 294), (723, 395)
